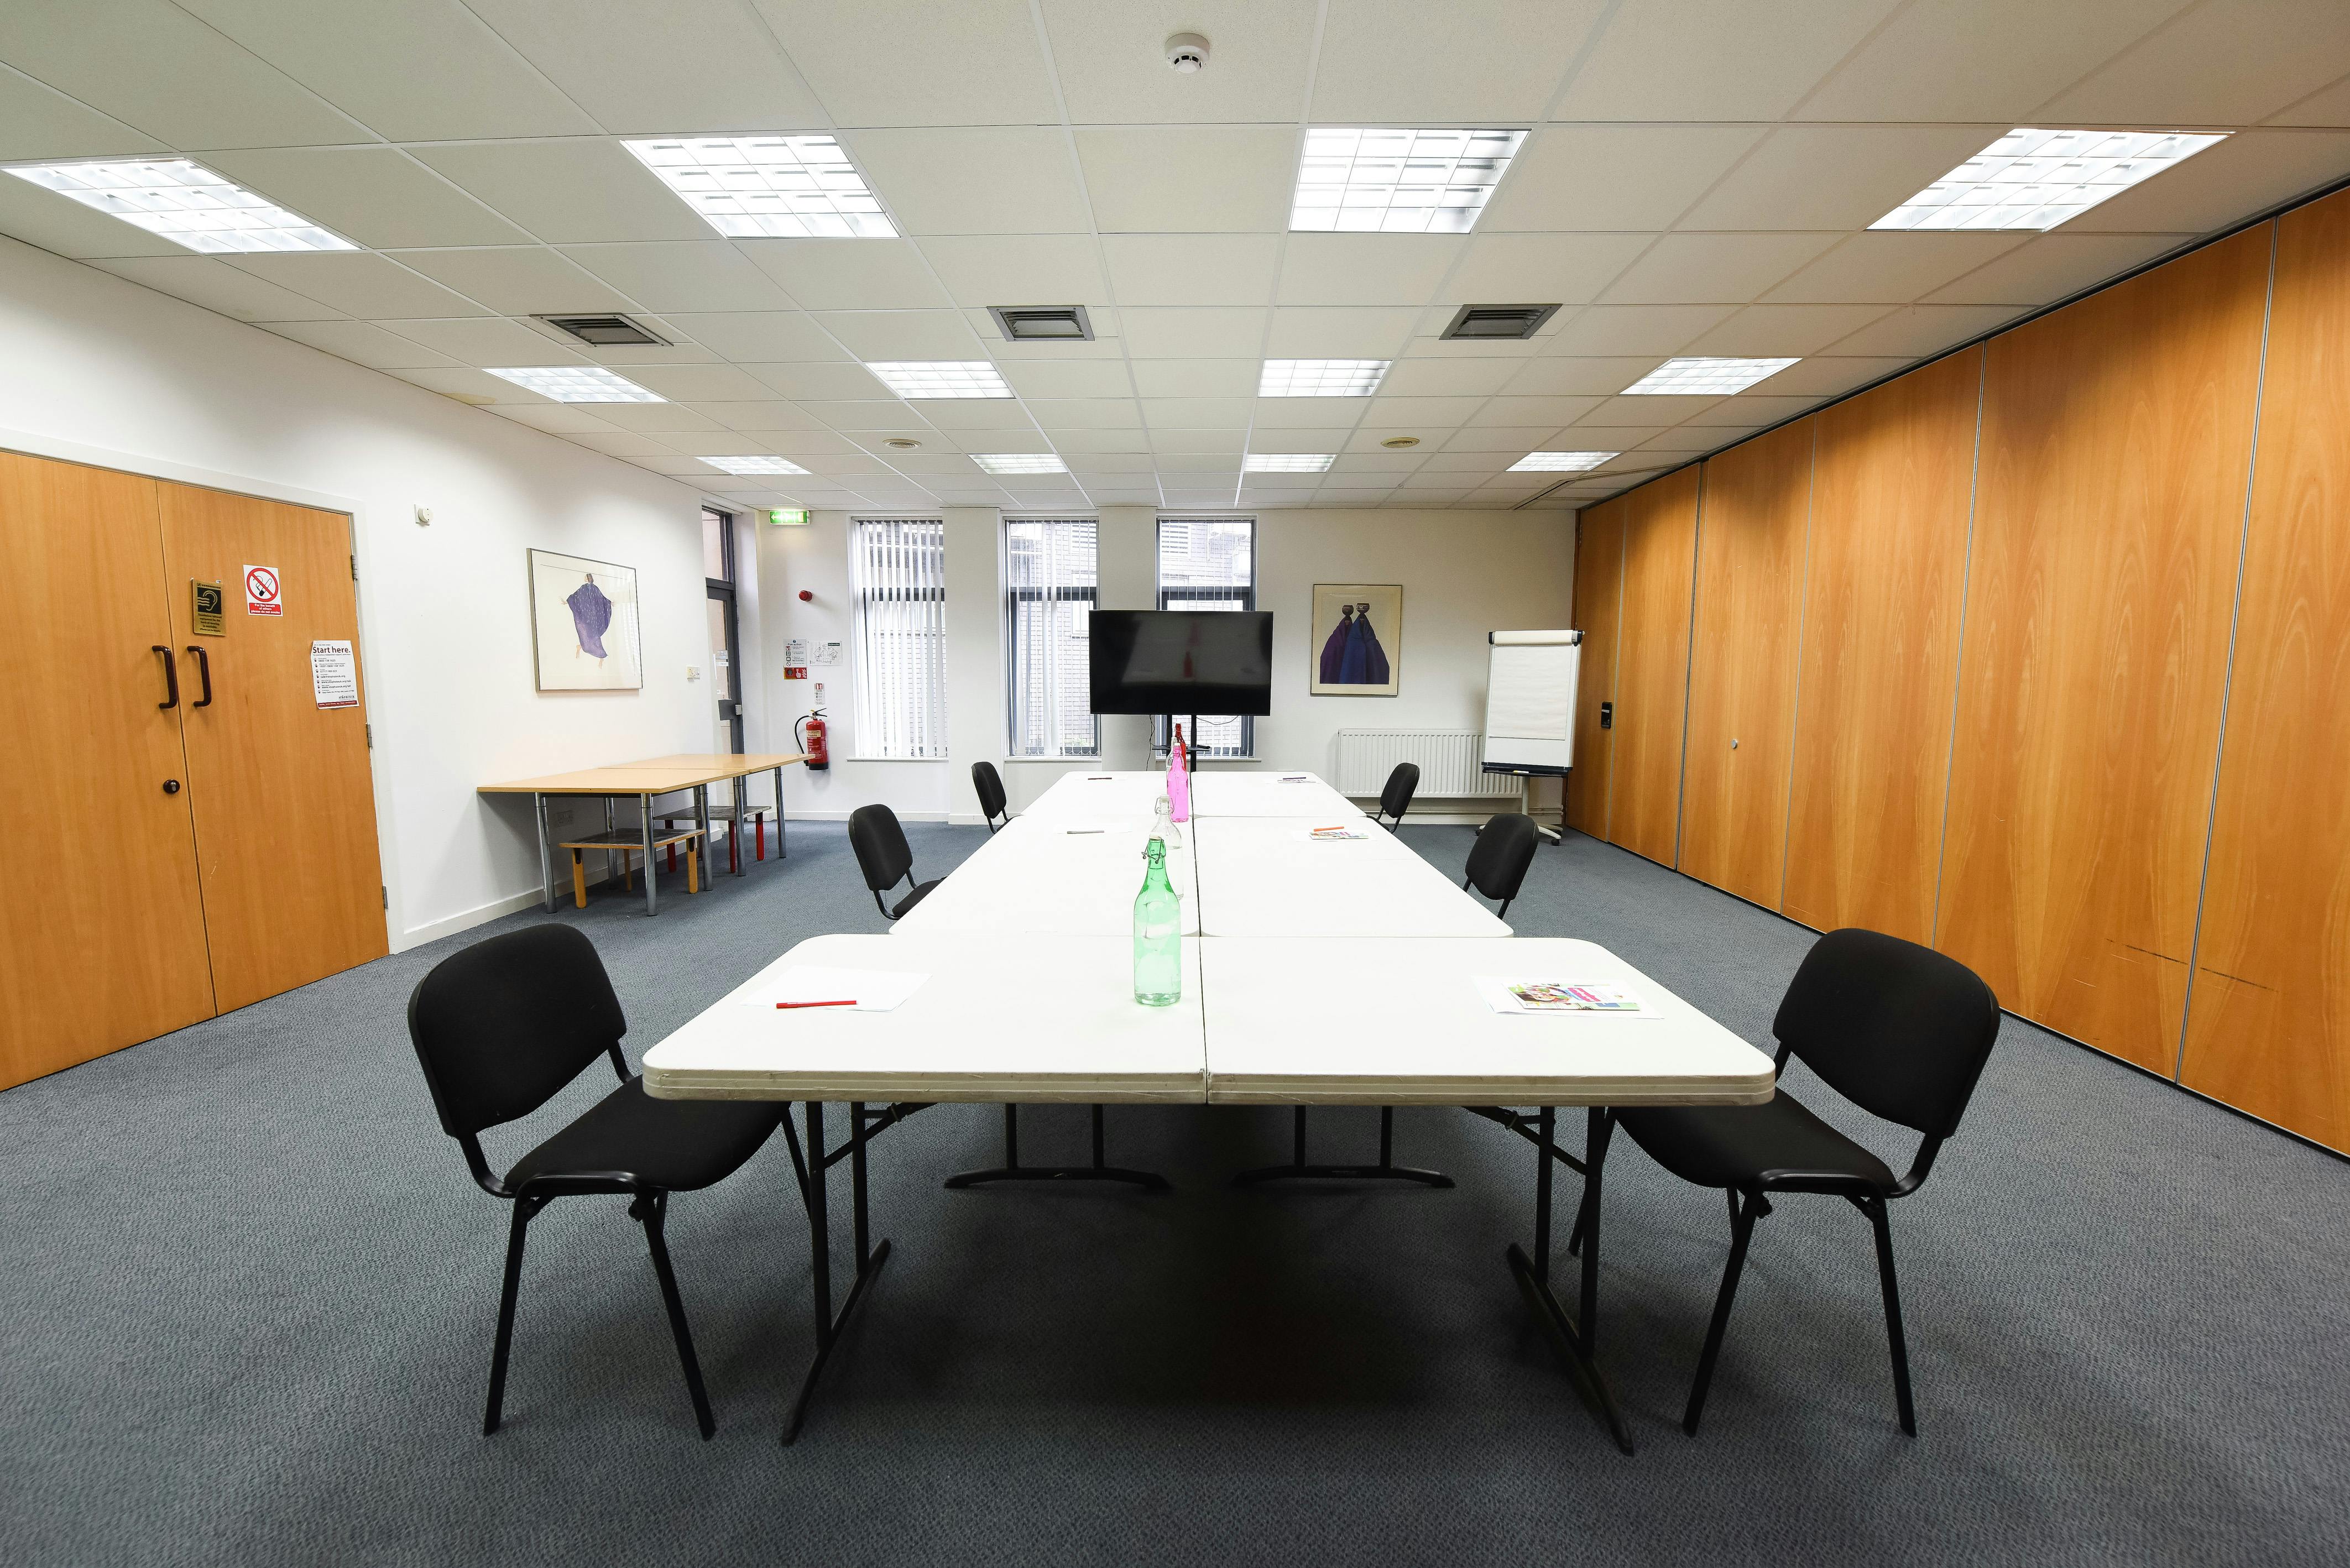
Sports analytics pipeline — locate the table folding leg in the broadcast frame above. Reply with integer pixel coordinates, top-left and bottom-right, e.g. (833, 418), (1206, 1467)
(943, 1104), (1172, 1192)
(1233, 1106), (1453, 1188)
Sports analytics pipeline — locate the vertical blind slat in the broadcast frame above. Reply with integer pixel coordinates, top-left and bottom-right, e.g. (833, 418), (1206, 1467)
(850, 518), (948, 759)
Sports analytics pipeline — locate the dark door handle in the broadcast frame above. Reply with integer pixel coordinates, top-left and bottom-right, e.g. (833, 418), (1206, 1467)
(185, 644), (213, 708)
(162, 780), (181, 795)
(153, 645), (179, 710)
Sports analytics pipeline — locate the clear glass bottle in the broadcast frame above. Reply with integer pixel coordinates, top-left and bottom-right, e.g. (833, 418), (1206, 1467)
(1152, 792), (1182, 849)
(1133, 835), (1182, 1006)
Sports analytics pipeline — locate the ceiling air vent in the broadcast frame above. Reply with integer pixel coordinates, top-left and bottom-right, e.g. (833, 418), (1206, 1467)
(1440, 303), (1560, 341)
(535, 313), (670, 347)
(988, 305), (1094, 341)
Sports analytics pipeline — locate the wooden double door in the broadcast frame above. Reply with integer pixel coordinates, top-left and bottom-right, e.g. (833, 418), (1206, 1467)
(0, 450), (387, 1090)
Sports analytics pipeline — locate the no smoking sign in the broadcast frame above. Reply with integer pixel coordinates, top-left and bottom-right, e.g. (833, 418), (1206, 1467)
(244, 564), (283, 616)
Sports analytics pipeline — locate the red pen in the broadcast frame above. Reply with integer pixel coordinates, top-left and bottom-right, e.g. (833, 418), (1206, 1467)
(776, 999), (857, 1009)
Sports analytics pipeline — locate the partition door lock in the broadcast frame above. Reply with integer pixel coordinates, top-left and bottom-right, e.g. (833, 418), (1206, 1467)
(1599, 701), (1613, 730)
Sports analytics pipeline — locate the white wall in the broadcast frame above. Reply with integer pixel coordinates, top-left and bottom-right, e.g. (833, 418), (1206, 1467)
(0, 234), (734, 948)
(755, 503), (1576, 825)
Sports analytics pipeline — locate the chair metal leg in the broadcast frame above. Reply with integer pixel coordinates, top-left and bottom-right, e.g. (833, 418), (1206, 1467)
(1867, 1197), (1918, 1436)
(946, 1102), (1170, 1190)
(1684, 1189), (1759, 1436)
(482, 1198), (537, 1436)
(1234, 1104), (1453, 1188)
(636, 1192), (716, 1440)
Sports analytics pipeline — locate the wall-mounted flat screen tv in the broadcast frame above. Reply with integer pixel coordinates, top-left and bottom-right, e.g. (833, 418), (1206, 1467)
(1088, 610), (1274, 716)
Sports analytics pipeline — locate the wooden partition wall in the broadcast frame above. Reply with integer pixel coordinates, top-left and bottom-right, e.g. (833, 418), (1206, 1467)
(1565, 185), (2350, 1154)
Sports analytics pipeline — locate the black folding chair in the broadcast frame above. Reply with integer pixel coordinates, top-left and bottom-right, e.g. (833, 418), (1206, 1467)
(406, 924), (786, 1439)
(1370, 762), (1419, 831)
(972, 761), (1011, 832)
(849, 803), (941, 918)
(1601, 927), (2001, 1436)
(1463, 812), (1539, 920)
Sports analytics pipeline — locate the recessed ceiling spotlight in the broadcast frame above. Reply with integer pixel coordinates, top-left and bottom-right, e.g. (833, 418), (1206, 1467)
(1165, 33), (1210, 72)
(622, 133), (896, 238)
(1291, 128), (1527, 234)
(1508, 451), (1618, 473)
(1871, 128), (2228, 232)
(483, 366), (666, 403)
(974, 453), (1069, 474)
(1380, 436), (1421, 448)
(865, 361), (1015, 399)
(1244, 453), (1335, 472)
(2, 158), (352, 252)
(1620, 358), (1798, 396)
(882, 437), (922, 450)
(1260, 359), (1390, 397)
(704, 455), (810, 475)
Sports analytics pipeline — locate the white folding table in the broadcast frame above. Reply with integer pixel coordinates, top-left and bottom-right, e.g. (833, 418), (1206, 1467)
(1192, 817), (1510, 938)
(891, 814), (1199, 936)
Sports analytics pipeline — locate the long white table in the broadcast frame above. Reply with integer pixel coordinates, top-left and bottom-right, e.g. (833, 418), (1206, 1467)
(642, 768), (1777, 1451)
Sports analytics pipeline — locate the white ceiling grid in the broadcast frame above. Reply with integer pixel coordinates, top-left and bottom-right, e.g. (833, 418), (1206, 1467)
(0, 0), (2339, 511)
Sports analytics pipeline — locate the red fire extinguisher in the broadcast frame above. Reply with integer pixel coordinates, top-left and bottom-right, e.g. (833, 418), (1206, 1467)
(796, 709), (829, 771)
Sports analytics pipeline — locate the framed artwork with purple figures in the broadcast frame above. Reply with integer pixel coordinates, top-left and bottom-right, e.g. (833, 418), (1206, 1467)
(1310, 583), (1401, 697)
(529, 548), (643, 692)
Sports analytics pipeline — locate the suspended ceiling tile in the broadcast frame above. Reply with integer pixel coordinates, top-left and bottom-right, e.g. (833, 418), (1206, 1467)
(377, 315), (586, 365)
(703, 399), (827, 432)
(1074, 127), (1297, 233)
(1099, 234), (1279, 307)
(808, 307), (986, 360)
(1418, 450), (1521, 472)
(1924, 233), (2194, 307)
(1581, 392), (1723, 423)
(561, 243), (798, 313)
(227, 251), (490, 318)
(1051, 429), (1152, 452)
(490, 402), (622, 435)
(664, 311), (854, 363)
(623, 364), (777, 402)
(1502, 357), (1666, 396)
(90, 255), (344, 321)
(1312, 0), (1607, 121)
(845, 127), (1092, 236)
(1681, 301), (1895, 356)
(461, 0), (830, 134)
(1376, 358), (1528, 398)
(896, 399), (1026, 431)
(1440, 426), (1567, 452)
(0, 172), (187, 259)
(588, 401), (724, 432)
(0, 64), (165, 162)
(1366, 395), (1489, 425)
(1121, 307), (1270, 359)
(387, 365), (541, 402)
(259, 318), (461, 369)
(2270, 73), (2350, 128)
(565, 431), (677, 458)
(1468, 395), (1606, 427)
(2062, 130), (2350, 234)
(916, 234), (1108, 307)
(1599, 232), (1842, 306)
(1040, 0), (1314, 124)
(1759, 356), (1916, 398)
(996, 360), (1135, 399)
(1130, 360), (1261, 398)
(1481, 126), (1767, 232)
(1681, 394), (1820, 427)
(0, 0), (368, 149)
(383, 245), (634, 316)
(1151, 428), (1246, 452)
(1440, 232), (1652, 304)
(2036, 0), (2350, 126)
(201, 148), (530, 250)
(177, 0), (599, 141)
(1265, 306), (1422, 358)
(1679, 125), (2007, 232)
(1141, 397), (1256, 428)
(1275, 236), (1465, 308)
(751, 0), (1062, 127)
(1252, 396), (1371, 429)
(1794, 0), (2192, 122)
(1546, 304), (1736, 356)
(1557, 0), (1904, 121)
(1023, 398), (1142, 429)
(414, 142), (710, 245)
(1826, 302), (2025, 358)
(738, 239), (954, 310)
(1761, 231), (2030, 305)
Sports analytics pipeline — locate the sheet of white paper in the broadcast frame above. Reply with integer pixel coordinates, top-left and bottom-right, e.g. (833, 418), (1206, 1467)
(310, 640), (358, 709)
(1299, 825), (1370, 841)
(1472, 976), (1659, 1018)
(740, 966), (928, 1012)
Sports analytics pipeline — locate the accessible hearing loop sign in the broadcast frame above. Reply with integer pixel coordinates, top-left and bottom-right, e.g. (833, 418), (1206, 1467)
(244, 564), (283, 616)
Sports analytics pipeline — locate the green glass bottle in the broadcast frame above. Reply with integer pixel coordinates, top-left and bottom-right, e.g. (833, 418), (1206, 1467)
(1133, 835), (1182, 1007)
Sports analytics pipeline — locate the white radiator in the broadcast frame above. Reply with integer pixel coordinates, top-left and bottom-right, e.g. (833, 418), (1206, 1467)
(1334, 730), (1523, 799)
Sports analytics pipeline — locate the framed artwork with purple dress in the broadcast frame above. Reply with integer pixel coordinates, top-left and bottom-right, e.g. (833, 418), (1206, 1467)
(1310, 583), (1401, 697)
(528, 548), (643, 692)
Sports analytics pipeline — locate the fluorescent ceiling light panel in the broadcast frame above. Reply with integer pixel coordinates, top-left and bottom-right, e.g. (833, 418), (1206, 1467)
(2, 158), (352, 253)
(865, 361), (1015, 399)
(1259, 359), (1390, 397)
(1243, 453), (1335, 472)
(1508, 451), (1618, 473)
(1291, 128), (1526, 233)
(483, 366), (666, 403)
(1621, 358), (1798, 395)
(703, 455), (809, 475)
(622, 134), (896, 238)
(972, 453), (1068, 474)
(1870, 128), (2228, 232)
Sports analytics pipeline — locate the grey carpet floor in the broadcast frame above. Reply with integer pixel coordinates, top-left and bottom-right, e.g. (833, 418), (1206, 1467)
(3, 821), (2346, 1567)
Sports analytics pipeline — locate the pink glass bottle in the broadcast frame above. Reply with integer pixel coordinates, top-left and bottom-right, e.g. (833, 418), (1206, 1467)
(1167, 723), (1192, 823)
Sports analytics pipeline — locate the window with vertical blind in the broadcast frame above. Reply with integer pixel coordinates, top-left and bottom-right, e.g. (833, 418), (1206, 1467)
(1004, 518), (1099, 756)
(848, 518), (948, 759)
(1155, 516), (1256, 758)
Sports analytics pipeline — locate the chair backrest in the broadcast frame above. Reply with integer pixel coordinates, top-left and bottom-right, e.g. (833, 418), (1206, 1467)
(972, 760), (1007, 824)
(407, 924), (625, 1140)
(848, 803), (914, 893)
(1379, 762), (1419, 822)
(1465, 812), (1538, 903)
(1773, 928), (2002, 1140)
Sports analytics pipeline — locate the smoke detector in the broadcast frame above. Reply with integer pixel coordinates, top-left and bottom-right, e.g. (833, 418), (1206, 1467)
(1165, 33), (1209, 72)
